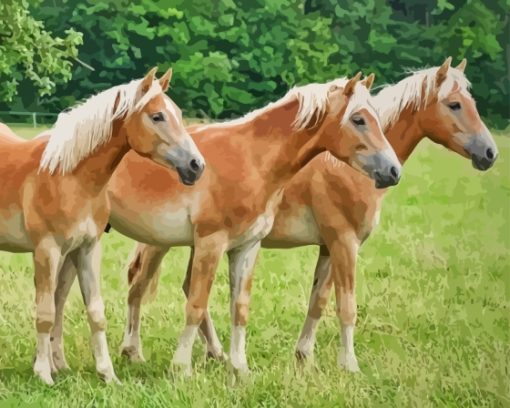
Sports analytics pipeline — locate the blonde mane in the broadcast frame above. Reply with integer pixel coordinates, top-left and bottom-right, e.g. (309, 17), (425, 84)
(196, 77), (373, 132)
(375, 67), (471, 130)
(39, 78), (163, 175)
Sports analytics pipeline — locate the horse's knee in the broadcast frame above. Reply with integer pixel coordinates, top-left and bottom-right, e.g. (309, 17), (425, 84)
(186, 303), (206, 325)
(234, 301), (249, 326)
(36, 314), (55, 333)
(337, 306), (356, 326)
(87, 301), (106, 332)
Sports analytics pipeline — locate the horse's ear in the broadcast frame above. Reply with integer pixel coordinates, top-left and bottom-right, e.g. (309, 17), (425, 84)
(436, 57), (452, 86)
(159, 68), (173, 92)
(140, 66), (158, 95)
(344, 71), (362, 97)
(361, 73), (375, 91)
(456, 58), (467, 73)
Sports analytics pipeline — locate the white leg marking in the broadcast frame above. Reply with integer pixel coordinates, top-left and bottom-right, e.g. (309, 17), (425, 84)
(172, 325), (198, 375)
(338, 324), (360, 372)
(91, 331), (118, 383)
(230, 326), (248, 372)
(34, 333), (54, 385)
(228, 241), (260, 374)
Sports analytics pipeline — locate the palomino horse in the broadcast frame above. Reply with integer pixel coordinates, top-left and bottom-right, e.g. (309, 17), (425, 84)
(121, 57), (498, 372)
(51, 73), (402, 376)
(0, 67), (204, 385)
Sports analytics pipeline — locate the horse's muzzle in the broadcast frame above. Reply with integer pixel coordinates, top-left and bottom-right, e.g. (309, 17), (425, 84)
(176, 159), (205, 186)
(464, 132), (498, 171)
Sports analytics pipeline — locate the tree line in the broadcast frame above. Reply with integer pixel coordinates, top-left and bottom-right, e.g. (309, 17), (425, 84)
(1, 0), (508, 128)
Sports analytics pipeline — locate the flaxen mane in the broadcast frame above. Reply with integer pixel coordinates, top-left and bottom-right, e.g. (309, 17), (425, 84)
(375, 67), (471, 130)
(40, 79), (163, 175)
(196, 78), (373, 132)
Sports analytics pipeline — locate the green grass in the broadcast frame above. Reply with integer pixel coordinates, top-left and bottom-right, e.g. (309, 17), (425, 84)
(1, 124), (509, 407)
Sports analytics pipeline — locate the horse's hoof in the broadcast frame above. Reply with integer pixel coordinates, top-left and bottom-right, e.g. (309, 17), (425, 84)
(52, 354), (70, 372)
(338, 352), (360, 373)
(206, 349), (228, 362)
(98, 370), (122, 385)
(120, 346), (146, 363)
(295, 348), (314, 364)
(34, 367), (54, 386)
(170, 361), (193, 378)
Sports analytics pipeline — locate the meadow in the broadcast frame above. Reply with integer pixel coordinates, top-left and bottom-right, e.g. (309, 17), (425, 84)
(0, 125), (509, 407)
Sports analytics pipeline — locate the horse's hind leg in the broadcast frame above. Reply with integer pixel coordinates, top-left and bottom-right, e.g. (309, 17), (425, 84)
(227, 240), (261, 374)
(295, 245), (332, 362)
(182, 247), (226, 361)
(75, 240), (118, 383)
(33, 237), (63, 385)
(51, 252), (78, 372)
(121, 243), (169, 362)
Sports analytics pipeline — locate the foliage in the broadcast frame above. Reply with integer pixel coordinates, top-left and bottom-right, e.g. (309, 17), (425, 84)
(0, 124), (509, 405)
(1, 0), (508, 127)
(0, 0), (82, 102)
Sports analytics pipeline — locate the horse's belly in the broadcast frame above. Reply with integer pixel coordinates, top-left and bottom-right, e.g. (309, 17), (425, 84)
(0, 209), (33, 252)
(264, 205), (323, 248)
(110, 203), (193, 247)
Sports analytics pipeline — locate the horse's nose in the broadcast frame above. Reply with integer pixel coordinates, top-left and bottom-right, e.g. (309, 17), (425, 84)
(486, 148), (495, 160)
(374, 165), (401, 188)
(390, 166), (399, 179)
(190, 158), (202, 172)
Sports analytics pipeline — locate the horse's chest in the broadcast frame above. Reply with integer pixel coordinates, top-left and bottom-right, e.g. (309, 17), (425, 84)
(357, 204), (382, 242)
(228, 189), (284, 249)
(59, 216), (100, 253)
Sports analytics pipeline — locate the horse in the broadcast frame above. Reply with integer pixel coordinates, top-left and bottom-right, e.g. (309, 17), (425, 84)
(119, 57), (498, 373)
(50, 73), (402, 376)
(0, 67), (205, 385)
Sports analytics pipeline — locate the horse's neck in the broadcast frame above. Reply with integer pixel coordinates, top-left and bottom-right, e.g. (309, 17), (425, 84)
(247, 99), (324, 183)
(385, 108), (424, 163)
(72, 121), (130, 194)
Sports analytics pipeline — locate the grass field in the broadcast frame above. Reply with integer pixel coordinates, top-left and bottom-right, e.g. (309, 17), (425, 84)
(0, 124), (509, 407)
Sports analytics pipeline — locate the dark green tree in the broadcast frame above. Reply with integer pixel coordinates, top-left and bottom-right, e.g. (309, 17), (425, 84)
(0, 0), (82, 102)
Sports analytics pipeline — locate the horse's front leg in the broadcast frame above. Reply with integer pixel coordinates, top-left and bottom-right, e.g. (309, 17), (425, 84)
(182, 247), (226, 361)
(295, 245), (332, 362)
(75, 240), (118, 383)
(51, 252), (78, 371)
(33, 237), (64, 385)
(227, 240), (261, 374)
(172, 231), (227, 376)
(329, 236), (360, 372)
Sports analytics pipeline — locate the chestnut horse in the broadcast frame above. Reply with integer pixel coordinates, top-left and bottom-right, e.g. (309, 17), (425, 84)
(51, 73), (402, 376)
(0, 67), (204, 384)
(121, 58), (498, 372)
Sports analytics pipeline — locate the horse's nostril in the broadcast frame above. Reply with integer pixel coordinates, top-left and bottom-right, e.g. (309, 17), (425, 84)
(390, 166), (399, 178)
(486, 148), (494, 160)
(190, 159), (200, 171)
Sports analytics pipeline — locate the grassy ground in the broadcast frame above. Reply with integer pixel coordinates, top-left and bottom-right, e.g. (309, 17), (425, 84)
(0, 124), (509, 407)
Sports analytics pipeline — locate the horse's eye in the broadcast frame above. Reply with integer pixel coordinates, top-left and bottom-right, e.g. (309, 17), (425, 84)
(448, 102), (461, 111)
(151, 112), (165, 122)
(352, 117), (365, 126)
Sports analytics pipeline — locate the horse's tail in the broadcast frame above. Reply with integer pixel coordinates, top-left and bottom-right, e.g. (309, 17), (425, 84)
(127, 243), (162, 304)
